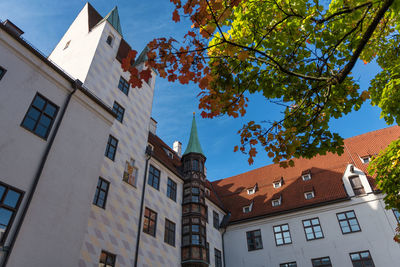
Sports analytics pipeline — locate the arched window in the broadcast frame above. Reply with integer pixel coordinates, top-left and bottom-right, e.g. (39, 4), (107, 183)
(106, 35), (114, 46)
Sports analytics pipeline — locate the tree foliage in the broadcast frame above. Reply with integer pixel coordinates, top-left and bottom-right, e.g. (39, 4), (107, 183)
(123, 0), (400, 239)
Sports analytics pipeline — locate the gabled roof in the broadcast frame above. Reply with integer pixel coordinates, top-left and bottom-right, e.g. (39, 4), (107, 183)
(183, 115), (204, 156)
(211, 126), (400, 224)
(87, 4), (122, 36)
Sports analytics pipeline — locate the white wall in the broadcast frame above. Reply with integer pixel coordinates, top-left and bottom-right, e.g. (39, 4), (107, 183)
(206, 198), (225, 267)
(224, 194), (400, 267)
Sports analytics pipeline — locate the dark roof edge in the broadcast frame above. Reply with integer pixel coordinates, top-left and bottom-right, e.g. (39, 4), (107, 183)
(151, 153), (184, 181)
(0, 22), (116, 118)
(227, 196), (351, 226)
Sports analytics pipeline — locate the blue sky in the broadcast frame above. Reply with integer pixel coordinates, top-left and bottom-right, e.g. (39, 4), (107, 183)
(0, 0), (392, 181)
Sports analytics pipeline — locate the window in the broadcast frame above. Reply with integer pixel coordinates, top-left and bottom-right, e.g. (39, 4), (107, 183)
(303, 218), (324, 240)
(164, 219), (175, 246)
(246, 229), (263, 251)
(213, 211), (219, 229)
(21, 93), (59, 139)
(167, 178), (177, 201)
(350, 251), (375, 267)
(205, 188), (210, 196)
(0, 182), (23, 244)
(0, 66), (7, 80)
(93, 178), (109, 209)
(280, 262), (297, 267)
(143, 208), (157, 236)
(312, 256), (332, 267)
(123, 158), (137, 186)
(304, 191), (315, 200)
(106, 35), (114, 46)
(148, 165), (160, 190)
(349, 176), (365, 195)
(272, 195), (282, 207)
(214, 248), (222, 267)
(273, 181), (281, 188)
(63, 40), (70, 50)
(247, 188), (255, 195)
(393, 209), (400, 223)
(118, 76), (130, 95)
(206, 242), (210, 263)
(361, 156), (370, 164)
(205, 205), (208, 222)
(99, 250), (116, 267)
(243, 206), (251, 213)
(112, 101), (125, 123)
(105, 135), (118, 161)
(273, 224), (292, 245)
(337, 210), (361, 234)
(302, 173), (311, 181)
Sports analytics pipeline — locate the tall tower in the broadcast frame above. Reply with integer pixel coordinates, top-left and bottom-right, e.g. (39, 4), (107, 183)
(181, 115), (208, 266)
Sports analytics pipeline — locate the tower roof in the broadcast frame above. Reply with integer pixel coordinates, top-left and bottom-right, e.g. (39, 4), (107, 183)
(97, 6), (122, 36)
(183, 114), (204, 156)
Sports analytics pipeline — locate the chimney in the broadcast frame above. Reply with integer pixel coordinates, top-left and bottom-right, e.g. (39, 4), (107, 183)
(173, 141), (182, 157)
(149, 117), (157, 135)
(2, 20), (24, 37)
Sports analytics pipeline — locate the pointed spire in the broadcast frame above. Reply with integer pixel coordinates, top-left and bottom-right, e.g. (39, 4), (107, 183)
(183, 113), (204, 156)
(98, 6), (123, 36)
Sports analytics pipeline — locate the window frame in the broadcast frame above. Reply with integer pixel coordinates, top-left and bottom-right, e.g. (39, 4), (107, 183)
(311, 256), (332, 267)
(336, 210), (361, 234)
(148, 165), (160, 190)
(0, 66), (7, 80)
(349, 250), (375, 267)
(304, 191), (315, 199)
(106, 35), (114, 47)
(166, 178), (177, 201)
(164, 218), (176, 246)
(112, 101), (125, 123)
(93, 177), (110, 209)
(143, 207), (157, 237)
(302, 217), (324, 241)
(214, 248), (222, 267)
(349, 175), (366, 196)
(273, 223), (292, 246)
(302, 173), (311, 181)
(0, 181), (24, 245)
(246, 229), (263, 251)
(118, 76), (130, 95)
(99, 250), (116, 267)
(105, 135), (118, 161)
(213, 211), (219, 229)
(21, 93), (59, 140)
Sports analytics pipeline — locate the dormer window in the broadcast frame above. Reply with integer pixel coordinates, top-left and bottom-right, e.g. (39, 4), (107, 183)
(205, 188), (210, 197)
(243, 202), (253, 213)
(106, 35), (114, 46)
(304, 191), (315, 200)
(361, 156), (370, 164)
(349, 175), (365, 196)
(272, 195), (282, 207)
(163, 148), (174, 159)
(273, 177), (283, 188)
(247, 184), (258, 195)
(302, 173), (311, 181)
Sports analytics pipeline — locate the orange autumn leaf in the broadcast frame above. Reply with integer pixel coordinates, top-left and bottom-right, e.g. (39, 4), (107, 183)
(172, 9), (180, 22)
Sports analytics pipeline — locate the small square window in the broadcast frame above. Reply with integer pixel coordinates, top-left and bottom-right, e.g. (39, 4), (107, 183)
(93, 177), (109, 209)
(118, 76), (130, 95)
(167, 178), (177, 201)
(361, 156), (370, 164)
(337, 210), (361, 234)
(99, 250), (116, 267)
(273, 181), (281, 188)
(273, 223), (292, 246)
(350, 250), (375, 267)
(21, 93), (59, 139)
(0, 66), (7, 80)
(105, 135), (118, 161)
(279, 262), (297, 267)
(303, 218), (324, 240)
(302, 173), (311, 181)
(304, 191), (315, 200)
(143, 207), (157, 237)
(112, 101), (125, 123)
(247, 188), (255, 195)
(311, 256), (332, 267)
(246, 229), (263, 251)
(148, 165), (160, 190)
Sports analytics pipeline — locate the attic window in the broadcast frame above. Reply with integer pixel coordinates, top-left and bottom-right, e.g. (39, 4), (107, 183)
(247, 184), (258, 195)
(302, 173), (311, 181)
(273, 177), (283, 188)
(304, 191), (315, 200)
(63, 40), (70, 50)
(272, 198), (281, 207)
(361, 156), (370, 164)
(106, 35), (114, 46)
(205, 188), (210, 197)
(243, 202), (253, 213)
(163, 148), (174, 159)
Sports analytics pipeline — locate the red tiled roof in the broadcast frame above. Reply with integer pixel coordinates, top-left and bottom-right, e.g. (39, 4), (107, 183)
(211, 126), (400, 223)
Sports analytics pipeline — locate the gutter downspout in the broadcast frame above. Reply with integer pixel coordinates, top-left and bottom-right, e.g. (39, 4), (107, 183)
(1, 80), (82, 267)
(134, 145), (152, 267)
